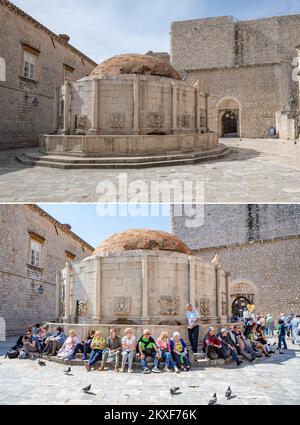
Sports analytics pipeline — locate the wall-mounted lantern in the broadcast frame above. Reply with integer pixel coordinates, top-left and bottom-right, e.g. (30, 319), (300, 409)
(32, 97), (39, 107)
(37, 284), (44, 295)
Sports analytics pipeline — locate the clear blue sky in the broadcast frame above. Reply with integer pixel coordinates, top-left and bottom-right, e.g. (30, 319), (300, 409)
(12, 0), (300, 62)
(38, 204), (171, 248)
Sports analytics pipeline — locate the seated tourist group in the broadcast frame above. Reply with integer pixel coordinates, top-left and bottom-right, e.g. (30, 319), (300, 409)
(9, 306), (300, 374)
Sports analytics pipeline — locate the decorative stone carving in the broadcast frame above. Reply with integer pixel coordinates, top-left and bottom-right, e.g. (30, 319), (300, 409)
(77, 300), (88, 316)
(159, 296), (179, 316)
(148, 112), (164, 128)
(75, 114), (88, 135)
(113, 297), (132, 315)
(110, 113), (125, 129)
(179, 114), (191, 128)
(199, 298), (210, 316)
(76, 114), (87, 130)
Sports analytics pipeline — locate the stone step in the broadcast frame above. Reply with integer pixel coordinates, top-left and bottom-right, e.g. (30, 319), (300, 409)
(19, 145), (230, 163)
(16, 146), (232, 169)
(41, 353), (250, 370)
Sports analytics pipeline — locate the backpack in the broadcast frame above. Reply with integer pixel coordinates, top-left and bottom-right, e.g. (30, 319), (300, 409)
(5, 349), (19, 359)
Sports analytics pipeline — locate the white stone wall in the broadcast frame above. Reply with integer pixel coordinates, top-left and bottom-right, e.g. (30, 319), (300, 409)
(65, 250), (228, 326)
(58, 75), (202, 136)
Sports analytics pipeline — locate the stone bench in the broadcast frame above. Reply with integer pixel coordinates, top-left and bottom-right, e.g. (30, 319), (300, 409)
(41, 352), (248, 370)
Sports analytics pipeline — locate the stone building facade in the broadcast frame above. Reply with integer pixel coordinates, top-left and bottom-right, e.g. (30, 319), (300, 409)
(171, 15), (300, 139)
(0, 0), (96, 149)
(0, 204), (94, 335)
(171, 204), (300, 319)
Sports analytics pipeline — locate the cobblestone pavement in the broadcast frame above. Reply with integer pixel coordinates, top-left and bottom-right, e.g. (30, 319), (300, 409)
(0, 138), (299, 202)
(1, 338), (299, 405)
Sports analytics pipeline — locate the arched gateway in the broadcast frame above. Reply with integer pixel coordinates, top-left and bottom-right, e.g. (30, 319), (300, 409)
(217, 97), (241, 138)
(229, 279), (257, 317)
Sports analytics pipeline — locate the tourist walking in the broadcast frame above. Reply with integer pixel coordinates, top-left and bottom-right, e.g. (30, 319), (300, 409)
(277, 319), (288, 354)
(185, 303), (200, 353)
(99, 328), (122, 372)
(120, 328), (136, 373)
(265, 314), (274, 336)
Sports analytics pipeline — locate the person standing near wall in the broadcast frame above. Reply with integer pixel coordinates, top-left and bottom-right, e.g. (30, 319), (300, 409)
(290, 315), (300, 345)
(185, 304), (200, 353)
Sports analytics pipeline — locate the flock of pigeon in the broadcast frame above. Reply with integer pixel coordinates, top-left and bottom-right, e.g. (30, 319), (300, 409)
(170, 386), (234, 405)
(37, 359), (234, 403)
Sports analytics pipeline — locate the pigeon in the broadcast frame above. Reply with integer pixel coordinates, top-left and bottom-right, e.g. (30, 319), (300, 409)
(64, 366), (71, 375)
(38, 359), (46, 366)
(170, 387), (180, 396)
(225, 386), (232, 399)
(82, 384), (91, 393)
(208, 393), (217, 405)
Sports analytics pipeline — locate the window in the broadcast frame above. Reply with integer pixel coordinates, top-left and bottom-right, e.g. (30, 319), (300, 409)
(65, 251), (76, 263)
(21, 44), (40, 81)
(23, 50), (37, 80)
(0, 57), (6, 82)
(28, 232), (45, 268)
(63, 64), (74, 81)
(30, 239), (42, 267)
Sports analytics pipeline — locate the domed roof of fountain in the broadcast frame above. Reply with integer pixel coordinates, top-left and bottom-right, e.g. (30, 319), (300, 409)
(90, 54), (182, 80)
(93, 229), (192, 255)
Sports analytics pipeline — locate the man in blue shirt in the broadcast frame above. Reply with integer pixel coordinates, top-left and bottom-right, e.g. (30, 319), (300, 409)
(44, 327), (66, 356)
(19, 329), (39, 358)
(185, 303), (200, 353)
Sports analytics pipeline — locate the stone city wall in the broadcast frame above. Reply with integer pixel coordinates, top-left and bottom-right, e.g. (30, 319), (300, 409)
(170, 15), (300, 138)
(171, 204), (300, 249)
(193, 236), (300, 319)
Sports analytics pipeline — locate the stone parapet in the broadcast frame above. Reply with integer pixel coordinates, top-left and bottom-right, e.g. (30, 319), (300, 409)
(39, 133), (218, 157)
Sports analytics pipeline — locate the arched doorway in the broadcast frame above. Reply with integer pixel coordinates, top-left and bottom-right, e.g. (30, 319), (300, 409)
(222, 110), (238, 137)
(216, 97), (241, 138)
(232, 296), (251, 318)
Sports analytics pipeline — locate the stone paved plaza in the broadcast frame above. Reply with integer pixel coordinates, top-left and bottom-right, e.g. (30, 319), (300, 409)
(1, 338), (299, 405)
(0, 138), (299, 202)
